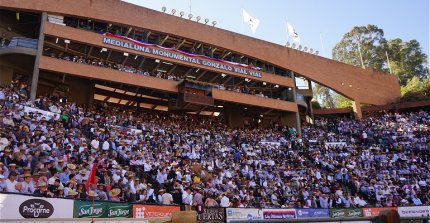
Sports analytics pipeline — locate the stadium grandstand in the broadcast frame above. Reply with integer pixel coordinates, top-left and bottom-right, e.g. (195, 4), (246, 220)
(0, 1), (428, 223)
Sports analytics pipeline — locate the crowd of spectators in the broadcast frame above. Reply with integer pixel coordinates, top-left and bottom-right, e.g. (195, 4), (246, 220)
(0, 82), (429, 209)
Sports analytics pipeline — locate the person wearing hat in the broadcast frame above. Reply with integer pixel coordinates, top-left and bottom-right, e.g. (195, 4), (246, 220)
(96, 183), (108, 200)
(33, 181), (52, 197)
(75, 169), (88, 183)
(109, 188), (122, 202)
(56, 184), (65, 198)
(21, 173), (35, 194)
(193, 187), (204, 206)
(66, 189), (78, 199)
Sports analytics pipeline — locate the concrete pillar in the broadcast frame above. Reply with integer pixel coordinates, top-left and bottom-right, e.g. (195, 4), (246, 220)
(352, 100), (362, 120)
(290, 72), (301, 136)
(224, 104), (244, 128)
(0, 65), (13, 85)
(30, 12), (47, 102)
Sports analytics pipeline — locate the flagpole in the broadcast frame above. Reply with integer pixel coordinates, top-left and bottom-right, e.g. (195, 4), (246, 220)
(357, 41), (365, 69)
(385, 51), (392, 74)
(320, 33), (326, 58)
(91, 191), (95, 223)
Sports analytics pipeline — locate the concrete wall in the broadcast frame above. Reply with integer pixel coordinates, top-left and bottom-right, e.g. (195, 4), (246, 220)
(0, 65), (13, 85)
(0, 0), (401, 105)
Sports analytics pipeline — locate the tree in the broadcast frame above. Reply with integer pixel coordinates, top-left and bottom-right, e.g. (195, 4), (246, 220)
(332, 25), (428, 86)
(312, 83), (335, 108)
(333, 94), (352, 108)
(385, 39), (429, 85)
(333, 25), (386, 69)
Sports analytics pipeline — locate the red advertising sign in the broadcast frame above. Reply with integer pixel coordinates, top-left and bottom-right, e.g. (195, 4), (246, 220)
(132, 204), (180, 218)
(362, 207), (398, 217)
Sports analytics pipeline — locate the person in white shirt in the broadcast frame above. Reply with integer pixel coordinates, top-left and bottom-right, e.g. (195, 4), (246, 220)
(220, 193), (231, 207)
(47, 171), (60, 185)
(182, 187), (193, 205)
(159, 189), (174, 205)
(5, 171), (18, 192)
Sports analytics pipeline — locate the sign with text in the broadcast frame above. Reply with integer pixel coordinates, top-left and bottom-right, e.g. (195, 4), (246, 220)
(103, 33), (263, 78)
(132, 204), (180, 218)
(0, 193), (73, 219)
(398, 206), (430, 217)
(362, 207), (398, 217)
(107, 203), (132, 218)
(197, 207), (225, 223)
(226, 208), (263, 222)
(262, 208), (296, 220)
(73, 200), (108, 218)
(330, 208), (363, 218)
(296, 208), (329, 218)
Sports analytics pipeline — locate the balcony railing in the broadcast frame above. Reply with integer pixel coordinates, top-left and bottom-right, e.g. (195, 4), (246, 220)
(5, 37), (38, 49)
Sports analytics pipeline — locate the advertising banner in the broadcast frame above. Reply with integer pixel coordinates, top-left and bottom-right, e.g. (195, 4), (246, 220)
(362, 207), (398, 217)
(132, 204), (180, 218)
(197, 207), (225, 223)
(226, 208), (263, 222)
(262, 208), (296, 220)
(107, 203), (132, 218)
(0, 193), (73, 219)
(24, 106), (60, 120)
(398, 206), (430, 217)
(73, 200), (108, 218)
(296, 208), (329, 218)
(330, 208), (363, 218)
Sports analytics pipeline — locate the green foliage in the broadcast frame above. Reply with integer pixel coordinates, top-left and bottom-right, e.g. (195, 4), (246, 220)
(400, 75), (430, 102)
(312, 83), (335, 108)
(311, 100), (321, 109)
(333, 94), (353, 108)
(329, 24), (429, 104)
(333, 25), (386, 69)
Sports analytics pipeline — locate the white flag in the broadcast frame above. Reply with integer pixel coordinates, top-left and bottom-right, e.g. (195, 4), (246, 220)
(242, 9), (260, 33)
(287, 22), (300, 43)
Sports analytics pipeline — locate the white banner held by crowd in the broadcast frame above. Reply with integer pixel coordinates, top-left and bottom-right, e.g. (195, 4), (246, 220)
(24, 106), (61, 120)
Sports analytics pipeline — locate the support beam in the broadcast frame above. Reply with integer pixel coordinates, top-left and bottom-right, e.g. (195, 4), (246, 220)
(167, 64), (177, 75)
(175, 39), (186, 49)
(352, 100), (362, 120)
(195, 71), (207, 81)
(138, 57), (146, 69)
(221, 51), (231, 59)
(30, 12), (47, 102)
(106, 50), (112, 61)
(160, 35), (169, 45)
(221, 76), (233, 85)
(208, 74), (219, 82)
(86, 45), (93, 57)
(122, 55), (128, 65)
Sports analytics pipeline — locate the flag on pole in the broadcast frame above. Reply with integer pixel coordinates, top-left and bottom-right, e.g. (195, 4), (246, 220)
(242, 9), (260, 33)
(85, 163), (97, 192)
(287, 22), (300, 43)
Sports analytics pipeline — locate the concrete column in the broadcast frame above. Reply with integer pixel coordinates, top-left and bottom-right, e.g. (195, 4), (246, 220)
(30, 12), (47, 102)
(0, 65), (13, 85)
(290, 72), (301, 136)
(224, 104), (244, 128)
(352, 100), (362, 119)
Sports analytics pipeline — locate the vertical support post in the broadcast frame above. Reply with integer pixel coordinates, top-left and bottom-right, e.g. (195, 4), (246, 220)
(352, 100), (362, 120)
(291, 72), (302, 136)
(30, 12), (47, 102)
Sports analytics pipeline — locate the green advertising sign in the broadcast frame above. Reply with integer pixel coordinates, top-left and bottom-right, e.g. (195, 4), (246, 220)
(73, 200), (132, 218)
(330, 208), (363, 218)
(107, 203), (132, 218)
(73, 200), (107, 218)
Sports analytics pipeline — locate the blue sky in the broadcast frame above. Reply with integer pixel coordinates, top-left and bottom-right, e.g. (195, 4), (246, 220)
(124, 0), (429, 64)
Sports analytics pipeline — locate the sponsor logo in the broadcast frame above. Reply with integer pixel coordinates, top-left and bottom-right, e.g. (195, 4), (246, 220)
(78, 204), (104, 217)
(108, 206), (130, 217)
(19, 199), (54, 218)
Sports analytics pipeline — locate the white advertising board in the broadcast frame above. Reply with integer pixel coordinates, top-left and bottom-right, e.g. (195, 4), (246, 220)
(398, 206), (430, 217)
(226, 208), (263, 222)
(0, 193), (74, 219)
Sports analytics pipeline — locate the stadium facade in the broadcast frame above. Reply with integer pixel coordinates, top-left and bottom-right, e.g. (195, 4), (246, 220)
(0, 0), (401, 131)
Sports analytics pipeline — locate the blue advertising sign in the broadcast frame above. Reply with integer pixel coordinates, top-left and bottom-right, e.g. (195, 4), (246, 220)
(296, 208), (329, 218)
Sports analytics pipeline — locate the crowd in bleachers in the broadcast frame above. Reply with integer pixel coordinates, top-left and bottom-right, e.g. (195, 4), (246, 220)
(45, 51), (272, 99)
(0, 82), (429, 208)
